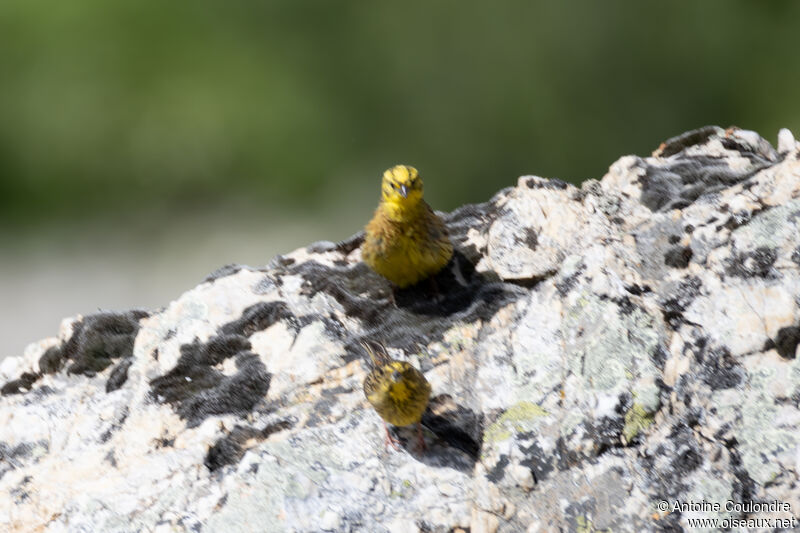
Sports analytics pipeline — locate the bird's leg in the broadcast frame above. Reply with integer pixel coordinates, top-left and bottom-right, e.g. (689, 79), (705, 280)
(383, 422), (401, 450)
(428, 276), (439, 294)
(427, 276), (444, 303)
(415, 422), (427, 452)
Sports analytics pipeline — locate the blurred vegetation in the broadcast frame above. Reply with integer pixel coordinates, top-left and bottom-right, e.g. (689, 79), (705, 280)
(1, 1), (799, 236)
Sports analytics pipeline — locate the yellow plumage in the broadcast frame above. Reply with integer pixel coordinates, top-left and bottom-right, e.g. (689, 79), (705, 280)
(362, 341), (432, 449)
(361, 165), (453, 288)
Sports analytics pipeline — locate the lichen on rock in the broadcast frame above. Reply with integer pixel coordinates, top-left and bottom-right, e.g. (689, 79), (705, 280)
(1, 126), (800, 532)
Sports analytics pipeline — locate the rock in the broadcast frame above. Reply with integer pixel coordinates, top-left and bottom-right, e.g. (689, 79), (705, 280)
(2, 126), (800, 532)
(319, 509), (341, 531)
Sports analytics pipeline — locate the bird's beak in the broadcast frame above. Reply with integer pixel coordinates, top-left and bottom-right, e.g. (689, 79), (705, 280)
(399, 185), (409, 198)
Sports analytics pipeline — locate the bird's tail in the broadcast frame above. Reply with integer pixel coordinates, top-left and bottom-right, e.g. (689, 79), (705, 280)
(360, 339), (392, 368)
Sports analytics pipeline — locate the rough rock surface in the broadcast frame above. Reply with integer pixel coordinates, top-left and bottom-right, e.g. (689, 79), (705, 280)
(2, 126), (800, 532)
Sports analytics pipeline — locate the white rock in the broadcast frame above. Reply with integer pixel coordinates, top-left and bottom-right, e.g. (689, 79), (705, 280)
(0, 126), (798, 533)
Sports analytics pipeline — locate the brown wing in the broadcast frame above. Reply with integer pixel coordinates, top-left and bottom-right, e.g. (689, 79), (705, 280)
(363, 367), (383, 399)
(361, 211), (387, 261)
(421, 203), (454, 263)
(424, 203), (449, 242)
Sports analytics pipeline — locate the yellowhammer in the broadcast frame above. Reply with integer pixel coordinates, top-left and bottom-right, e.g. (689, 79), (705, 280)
(361, 165), (453, 289)
(362, 341), (432, 450)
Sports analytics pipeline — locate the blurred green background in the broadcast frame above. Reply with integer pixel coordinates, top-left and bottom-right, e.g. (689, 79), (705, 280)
(2, 1), (799, 358)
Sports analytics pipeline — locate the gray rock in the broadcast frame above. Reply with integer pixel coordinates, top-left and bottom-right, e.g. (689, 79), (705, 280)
(2, 126), (800, 532)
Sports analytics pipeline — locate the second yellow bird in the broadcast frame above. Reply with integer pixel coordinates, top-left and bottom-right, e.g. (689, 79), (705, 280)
(362, 341), (432, 450)
(361, 165), (453, 288)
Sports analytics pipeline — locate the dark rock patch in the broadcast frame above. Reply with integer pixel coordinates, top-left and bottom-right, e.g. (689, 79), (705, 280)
(106, 359), (134, 393)
(0, 441), (48, 481)
(553, 438), (590, 476)
(518, 440), (555, 484)
(1, 372), (40, 396)
(203, 264), (244, 283)
(719, 135), (778, 164)
(63, 311), (149, 376)
(288, 260), (388, 322)
(663, 246), (693, 269)
(443, 201), (497, 265)
(625, 283), (652, 296)
(518, 227), (538, 250)
(655, 126), (720, 158)
(652, 512), (684, 532)
(3, 310), (147, 396)
(722, 208), (761, 231)
(791, 246), (800, 266)
(221, 301), (307, 337)
(205, 420), (293, 472)
(524, 176), (570, 190)
(556, 262), (586, 296)
(640, 159), (762, 213)
(725, 246), (777, 278)
(38, 346), (64, 374)
(304, 240), (338, 254)
(639, 126), (773, 213)
(333, 232), (366, 255)
(773, 326), (800, 359)
(634, 218), (686, 280)
(598, 294), (636, 315)
(181, 353), (269, 427)
(285, 248), (525, 356)
(659, 276), (702, 327)
(726, 438), (756, 504)
(669, 425), (703, 475)
(591, 415), (626, 456)
(697, 345), (744, 390)
(486, 454), (509, 483)
(96, 407), (128, 445)
(150, 335), (271, 427)
(650, 344), (669, 369)
(270, 255), (295, 268)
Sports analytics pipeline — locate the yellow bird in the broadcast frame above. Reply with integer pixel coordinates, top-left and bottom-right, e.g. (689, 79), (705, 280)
(361, 165), (453, 289)
(362, 341), (432, 450)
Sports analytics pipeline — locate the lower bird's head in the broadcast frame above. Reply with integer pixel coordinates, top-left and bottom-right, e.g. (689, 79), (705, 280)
(385, 362), (412, 402)
(380, 165), (424, 211)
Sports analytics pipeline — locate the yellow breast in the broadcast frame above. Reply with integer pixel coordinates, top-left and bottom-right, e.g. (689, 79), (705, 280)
(362, 203), (453, 288)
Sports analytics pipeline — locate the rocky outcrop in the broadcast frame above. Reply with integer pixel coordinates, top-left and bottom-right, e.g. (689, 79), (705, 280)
(2, 126), (799, 532)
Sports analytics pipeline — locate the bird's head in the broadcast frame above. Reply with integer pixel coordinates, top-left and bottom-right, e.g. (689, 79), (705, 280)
(385, 362), (412, 402)
(380, 165), (424, 211)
